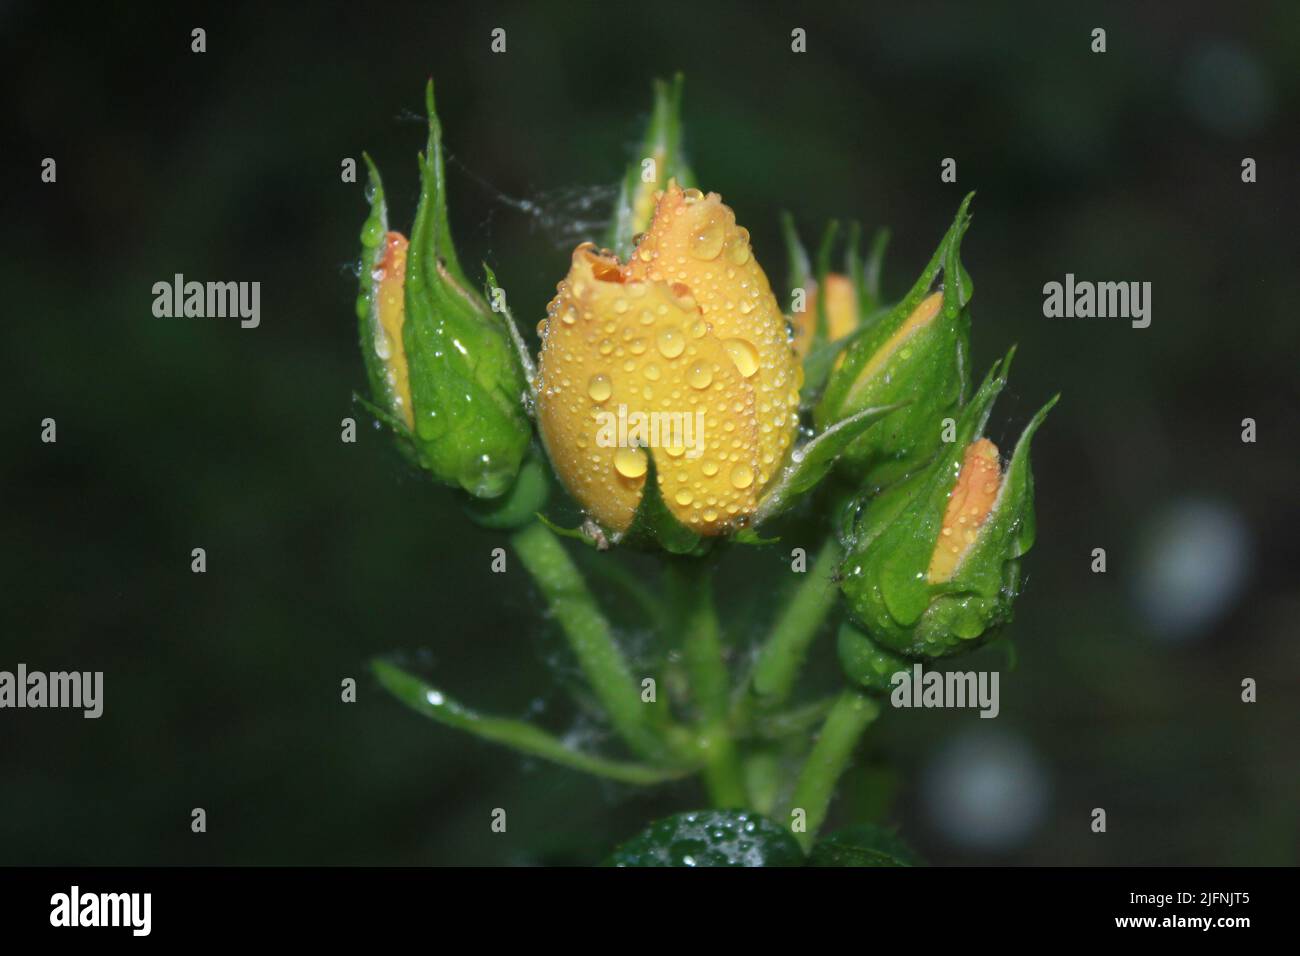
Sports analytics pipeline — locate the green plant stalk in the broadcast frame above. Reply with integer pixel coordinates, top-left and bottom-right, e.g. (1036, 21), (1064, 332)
(750, 537), (844, 704)
(371, 659), (687, 785)
(511, 521), (672, 764)
(788, 689), (879, 850)
(669, 562), (747, 808)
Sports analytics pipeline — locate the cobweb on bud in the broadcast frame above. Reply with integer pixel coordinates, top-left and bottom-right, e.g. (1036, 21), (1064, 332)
(447, 153), (619, 251)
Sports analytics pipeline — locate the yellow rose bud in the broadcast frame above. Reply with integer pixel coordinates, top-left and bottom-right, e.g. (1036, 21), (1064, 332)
(536, 181), (800, 535)
(792, 272), (859, 359)
(926, 437), (1001, 583)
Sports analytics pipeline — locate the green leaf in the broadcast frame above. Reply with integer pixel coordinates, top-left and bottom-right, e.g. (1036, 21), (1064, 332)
(809, 824), (923, 867)
(754, 402), (905, 525)
(371, 658), (685, 785)
(607, 74), (695, 260)
(606, 810), (804, 867)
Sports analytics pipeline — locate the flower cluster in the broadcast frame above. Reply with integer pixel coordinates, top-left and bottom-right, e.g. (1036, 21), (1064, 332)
(356, 77), (1055, 705)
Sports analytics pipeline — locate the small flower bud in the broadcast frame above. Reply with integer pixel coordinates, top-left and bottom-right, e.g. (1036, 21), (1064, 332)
(816, 195), (975, 490)
(837, 351), (1057, 662)
(356, 82), (530, 498)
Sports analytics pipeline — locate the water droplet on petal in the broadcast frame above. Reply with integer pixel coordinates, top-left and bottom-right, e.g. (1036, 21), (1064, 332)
(723, 338), (759, 378)
(587, 374), (612, 402)
(657, 327), (685, 359)
(690, 216), (726, 260)
(687, 362), (713, 389)
(730, 464), (754, 489)
(614, 446), (648, 478)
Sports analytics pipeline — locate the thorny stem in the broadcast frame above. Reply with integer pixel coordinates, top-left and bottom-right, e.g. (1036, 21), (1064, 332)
(511, 521), (674, 764)
(750, 537), (844, 705)
(787, 689), (879, 851)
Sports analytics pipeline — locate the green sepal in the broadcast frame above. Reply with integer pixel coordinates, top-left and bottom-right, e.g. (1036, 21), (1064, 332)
(754, 402), (905, 526)
(808, 824), (923, 867)
(812, 219), (840, 348)
(607, 74), (696, 260)
(401, 82), (531, 499)
(615, 452), (710, 556)
(352, 385), (416, 447)
(815, 192), (976, 489)
(463, 452), (550, 530)
(481, 262), (537, 395)
(421, 79), (470, 292)
(732, 528), (781, 546)
(535, 513), (603, 549)
(606, 810), (804, 867)
(780, 211), (812, 317)
(859, 227), (891, 316)
(801, 324), (868, 406)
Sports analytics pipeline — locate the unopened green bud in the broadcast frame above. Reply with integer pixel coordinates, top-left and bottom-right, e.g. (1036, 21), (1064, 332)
(356, 81), (530, 498)
(837, 350), (1057, 663)
(815, 194), (975, 490)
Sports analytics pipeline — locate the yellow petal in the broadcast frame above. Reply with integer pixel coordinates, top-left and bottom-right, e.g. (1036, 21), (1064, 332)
(927, 438), (1002, 583)
(844, 290), (944, 409)
(374, 231), (413, 428)
(625, 182), (799, 484)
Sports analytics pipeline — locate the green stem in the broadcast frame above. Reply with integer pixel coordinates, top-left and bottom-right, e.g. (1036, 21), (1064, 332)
(750, 537), (843, 705)
(372, 659), (687, 785)
(787, 689), (879, 850)
(511, 521), (670, 763)
(669, 561), (747, 808)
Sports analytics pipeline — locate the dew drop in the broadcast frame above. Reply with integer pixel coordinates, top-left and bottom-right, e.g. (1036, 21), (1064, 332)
(723, 338), (759, 378)
(730, 464), (754, 489)
(614, 446), (648, 478)
(728, 228), (752, 265)
(657, 327), (685, 359)
(687, 362), (713, 389)
(587, 374), (612, 402)
(691, 216), (726, 260)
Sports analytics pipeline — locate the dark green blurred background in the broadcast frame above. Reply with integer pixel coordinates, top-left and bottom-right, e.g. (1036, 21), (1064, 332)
(3, 1), (1297, 865)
